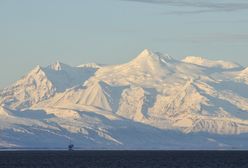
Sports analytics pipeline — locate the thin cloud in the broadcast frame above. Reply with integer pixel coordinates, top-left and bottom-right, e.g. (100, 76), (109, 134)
(151, 33), (248, 44)
(207, 33), (248, 42)
(187, 33), (248, 43)
(123, 0), (248, 14)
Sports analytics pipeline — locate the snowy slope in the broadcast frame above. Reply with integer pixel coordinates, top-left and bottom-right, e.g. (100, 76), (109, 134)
(1, 49), (248, 149)
(0, 62), (98, 109)
(183, 56), (242, 70)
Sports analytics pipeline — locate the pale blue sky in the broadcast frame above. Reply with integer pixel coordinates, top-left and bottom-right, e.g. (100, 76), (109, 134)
(0, 0), (248, 88)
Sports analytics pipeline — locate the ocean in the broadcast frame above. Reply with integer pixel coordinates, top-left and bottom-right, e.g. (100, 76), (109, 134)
(0, 150), (247, 168)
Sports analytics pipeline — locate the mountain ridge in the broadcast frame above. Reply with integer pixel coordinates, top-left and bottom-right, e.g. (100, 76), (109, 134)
(1, 49), (248, 149)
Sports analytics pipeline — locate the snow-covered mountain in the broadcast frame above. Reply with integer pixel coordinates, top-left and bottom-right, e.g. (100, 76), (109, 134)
(1, 49), (248, 149)
(0, 62), (98, 109)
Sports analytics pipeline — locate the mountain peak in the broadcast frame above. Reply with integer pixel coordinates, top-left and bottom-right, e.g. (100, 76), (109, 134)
(113, 49), (175, 77)
(131, 49), (174, 65)
(33, 65), (42, 72)
(48, 61), (68, 71)
(140, 48), (154, 56)
(136, 49), (159, 60)
(28, 65), (45, 77)
(183, 56), (242, 69)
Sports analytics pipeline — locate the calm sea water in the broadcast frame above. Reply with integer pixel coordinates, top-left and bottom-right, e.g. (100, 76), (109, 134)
(0, 150), (247, 168)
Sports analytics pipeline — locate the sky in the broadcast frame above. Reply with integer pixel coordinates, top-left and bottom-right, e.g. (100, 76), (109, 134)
(0, 0), (248, 88)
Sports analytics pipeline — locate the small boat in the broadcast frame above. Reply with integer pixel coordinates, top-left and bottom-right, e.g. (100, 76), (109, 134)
(68, 139), (74, 151)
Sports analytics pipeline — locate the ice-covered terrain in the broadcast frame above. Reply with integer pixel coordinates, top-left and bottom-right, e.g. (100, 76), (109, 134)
(1, 49), (248, 149)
